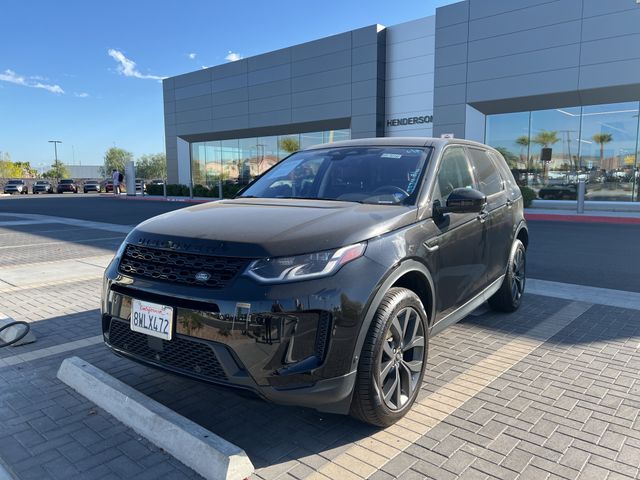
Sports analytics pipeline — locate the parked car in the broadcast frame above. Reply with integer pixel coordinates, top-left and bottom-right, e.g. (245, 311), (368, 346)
(102, 138), (528, 426)
(149, 179), (165, 186)
(538, 183), (583, 200)
(103, 179), (127, 193)
(135, 179), (147, 193)
(83, 180), (101, 193)
(57, 179), (78, 194)
(4, 180), (28, 194)
(32, 180), (53, 194)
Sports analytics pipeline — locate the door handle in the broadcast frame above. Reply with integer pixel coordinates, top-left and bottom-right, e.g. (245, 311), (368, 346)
(506, 199), (514, 209)
(423, 241), (439, 253)
(477, 209), (489, 224)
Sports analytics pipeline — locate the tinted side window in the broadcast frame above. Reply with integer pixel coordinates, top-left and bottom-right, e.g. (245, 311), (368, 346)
(468, 148), (503, 196)
(434, 146), (474, 204)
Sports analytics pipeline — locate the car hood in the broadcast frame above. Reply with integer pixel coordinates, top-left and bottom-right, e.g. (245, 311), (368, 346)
(130, 198), (418, 258)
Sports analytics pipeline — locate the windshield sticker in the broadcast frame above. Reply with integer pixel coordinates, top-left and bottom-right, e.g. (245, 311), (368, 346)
(381, 153), (402, 159)
(406, 168), (422, 194)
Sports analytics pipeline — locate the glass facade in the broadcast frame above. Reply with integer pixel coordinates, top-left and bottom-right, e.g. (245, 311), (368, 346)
(191, 129), (350, 189)
(486, 102), (640, 202)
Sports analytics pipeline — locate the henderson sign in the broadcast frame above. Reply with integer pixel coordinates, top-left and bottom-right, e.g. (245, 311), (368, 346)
(386, 115), (433, 127)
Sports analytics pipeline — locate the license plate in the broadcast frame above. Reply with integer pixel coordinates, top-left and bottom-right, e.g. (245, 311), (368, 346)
(130, 299), (174, 340)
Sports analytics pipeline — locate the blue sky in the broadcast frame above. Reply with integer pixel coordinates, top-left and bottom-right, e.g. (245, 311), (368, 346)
(1, 0), (451, 170)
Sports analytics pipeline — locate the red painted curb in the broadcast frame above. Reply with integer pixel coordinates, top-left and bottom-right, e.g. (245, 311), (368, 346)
(525, 213), (640, 225)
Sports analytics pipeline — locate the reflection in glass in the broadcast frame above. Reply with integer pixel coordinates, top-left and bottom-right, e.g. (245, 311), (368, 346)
(485, 102), (640, 202)
(190, 129), (351, 191)
(300, 132), (324, 149)
(531, 107), (581, 186)
(579, 102), (639, 202)
(278, 134), (300, 160)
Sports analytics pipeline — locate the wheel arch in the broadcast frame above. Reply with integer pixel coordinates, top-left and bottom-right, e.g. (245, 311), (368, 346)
(350, 260), (435, 373)
(515, 221), (529, 250)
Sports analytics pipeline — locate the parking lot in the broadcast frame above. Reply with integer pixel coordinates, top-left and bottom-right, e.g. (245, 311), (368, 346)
(0, 196), (639, 480)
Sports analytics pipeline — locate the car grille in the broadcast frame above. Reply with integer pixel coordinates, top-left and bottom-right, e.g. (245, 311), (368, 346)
(108, 318), (228, 381)
(118, 244), (250, 289)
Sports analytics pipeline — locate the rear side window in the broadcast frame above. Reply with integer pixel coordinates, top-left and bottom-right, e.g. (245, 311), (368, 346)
(433, 146), (474, 204)
(467, 148), (503, 196)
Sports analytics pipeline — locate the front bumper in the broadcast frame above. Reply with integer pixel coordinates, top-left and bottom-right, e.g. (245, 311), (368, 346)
(101, 252), (384, 414)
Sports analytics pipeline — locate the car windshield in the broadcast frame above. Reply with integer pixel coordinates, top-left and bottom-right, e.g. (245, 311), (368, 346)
(36, 181), (48, 184)
(86, 181), (98, 184)
(7, 180), (22, 184)
(60, 179), (74, 184)
(239, 146), (431, 205)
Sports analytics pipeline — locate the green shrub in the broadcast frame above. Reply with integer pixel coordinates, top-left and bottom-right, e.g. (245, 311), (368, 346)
(146, 184), (164, 196)
(165, 184), (189, 196)
(192, 184), (211, 197)
(519, 186), (536, 208)
(223, 184), (243, 198)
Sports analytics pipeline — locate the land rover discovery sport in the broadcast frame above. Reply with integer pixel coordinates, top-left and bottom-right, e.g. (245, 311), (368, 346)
(102, 137), (528, 426)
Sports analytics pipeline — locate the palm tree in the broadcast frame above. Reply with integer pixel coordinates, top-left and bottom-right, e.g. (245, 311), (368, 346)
(515, 135), (530, 171)
(591, 133), (613, 170)
(533, 130), (560, 149)
(533, 130), (559, 182)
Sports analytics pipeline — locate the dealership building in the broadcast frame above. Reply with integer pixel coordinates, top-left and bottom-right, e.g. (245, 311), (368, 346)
(163, 0), (640, 201)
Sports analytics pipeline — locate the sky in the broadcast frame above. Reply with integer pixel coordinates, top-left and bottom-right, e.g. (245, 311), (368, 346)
(0, 0), (452, 170)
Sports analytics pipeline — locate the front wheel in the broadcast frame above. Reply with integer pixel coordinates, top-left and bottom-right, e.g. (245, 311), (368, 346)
(489, 239), (526, 312)
(350, 287), (428, 427)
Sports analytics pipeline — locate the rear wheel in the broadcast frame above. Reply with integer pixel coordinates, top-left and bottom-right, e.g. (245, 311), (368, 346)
(350, 287), (428, 427)
(489, 239), (526, 312)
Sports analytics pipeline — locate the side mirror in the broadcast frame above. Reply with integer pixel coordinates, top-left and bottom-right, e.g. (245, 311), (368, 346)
(434, 188), (486, 217)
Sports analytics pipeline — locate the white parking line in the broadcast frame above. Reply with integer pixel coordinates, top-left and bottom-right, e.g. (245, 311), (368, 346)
(527, 278), (640, 311)
(309, 301), (592, 479)
(0, 236), (124, 250)
(0, 213), (133, 234)
(0, 335), (103, 369)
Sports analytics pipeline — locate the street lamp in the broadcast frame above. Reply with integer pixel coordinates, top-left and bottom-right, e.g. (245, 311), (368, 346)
(48, 140), (62, 180)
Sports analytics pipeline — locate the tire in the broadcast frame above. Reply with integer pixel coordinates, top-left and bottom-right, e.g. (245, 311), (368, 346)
(350, 287), (429, 427)
(488, 239), (526, 313)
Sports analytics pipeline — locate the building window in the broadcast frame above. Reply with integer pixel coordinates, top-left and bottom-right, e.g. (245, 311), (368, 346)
(190, 129), (351, 190)
(485, 102), (640, 202)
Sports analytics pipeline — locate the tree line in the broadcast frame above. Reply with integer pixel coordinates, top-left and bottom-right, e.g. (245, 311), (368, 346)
(101, 147), (166, 180)
(0, 148), (167, 180)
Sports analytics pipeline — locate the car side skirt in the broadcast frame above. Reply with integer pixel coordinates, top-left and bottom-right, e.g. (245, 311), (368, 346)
(431, 274), (505, 336)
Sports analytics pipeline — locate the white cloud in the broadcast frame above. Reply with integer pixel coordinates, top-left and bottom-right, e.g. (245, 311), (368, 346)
(0, 69), (64, 94)
(188, 52), (197, 60)
(107, 49), (165, 81)
(74, 92), (89, 98)
(225, 51), (242, 62)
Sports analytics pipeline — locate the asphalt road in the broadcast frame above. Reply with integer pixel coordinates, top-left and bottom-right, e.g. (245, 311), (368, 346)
(526, 220), (639, 293)
(1, 194), (637, 293)
(0, 194), (189, 225)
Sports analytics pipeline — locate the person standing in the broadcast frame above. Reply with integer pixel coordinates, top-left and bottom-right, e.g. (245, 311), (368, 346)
(112, 169), (120, 194)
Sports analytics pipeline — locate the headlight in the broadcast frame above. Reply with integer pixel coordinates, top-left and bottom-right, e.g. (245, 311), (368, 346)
(246, 242), (366, 284)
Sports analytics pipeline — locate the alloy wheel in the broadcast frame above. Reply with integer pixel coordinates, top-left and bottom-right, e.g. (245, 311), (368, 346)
(377, 307), (425, 411)
(511, 248), (525, 301)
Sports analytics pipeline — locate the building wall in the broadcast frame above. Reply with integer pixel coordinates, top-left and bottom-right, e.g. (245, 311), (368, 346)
(433, 0), (640, 138)
(67, 165), (102, 179)
(163, 26), (386, 183)
(384, 16), (436, 137)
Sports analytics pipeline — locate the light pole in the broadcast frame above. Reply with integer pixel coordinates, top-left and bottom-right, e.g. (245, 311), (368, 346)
(48, 140), (62, 180)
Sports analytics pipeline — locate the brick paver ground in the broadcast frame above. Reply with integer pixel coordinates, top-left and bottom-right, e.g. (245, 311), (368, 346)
(0, 211), (639, 480)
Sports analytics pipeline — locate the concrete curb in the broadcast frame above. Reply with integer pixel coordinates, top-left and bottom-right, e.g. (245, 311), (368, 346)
(57, 356), (254, 480)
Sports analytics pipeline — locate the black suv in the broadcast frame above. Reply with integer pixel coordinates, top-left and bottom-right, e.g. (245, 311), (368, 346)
(102, 138), (528, 426)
